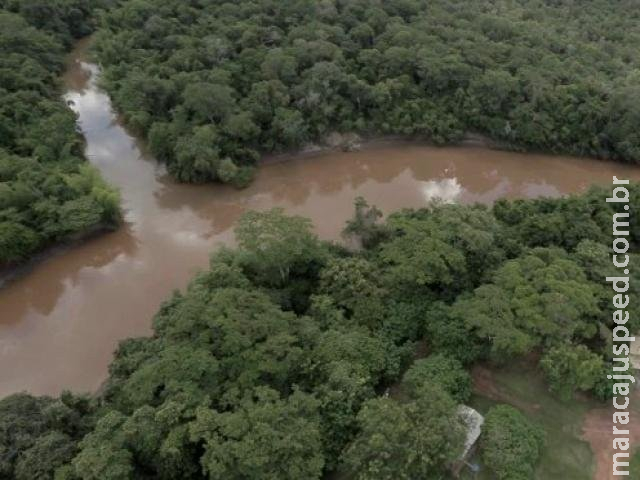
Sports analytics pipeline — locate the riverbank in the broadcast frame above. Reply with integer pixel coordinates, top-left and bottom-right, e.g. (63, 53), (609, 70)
(0, 118), (612, 292)
(0, 18), (120, 278)
(260, 131), (502, 166)
(0, 223), (118, 289)
(3, 36), (640, 400)
(3, 35), (640, 480)
(0, 38), (120, 289)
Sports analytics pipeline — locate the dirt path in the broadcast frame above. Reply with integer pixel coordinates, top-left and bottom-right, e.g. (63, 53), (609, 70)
(582, 391), (640, 480)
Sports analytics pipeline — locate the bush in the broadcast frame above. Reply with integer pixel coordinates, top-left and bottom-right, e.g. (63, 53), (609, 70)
(482, 405), (545, 480)
(402, 354), (471, 402)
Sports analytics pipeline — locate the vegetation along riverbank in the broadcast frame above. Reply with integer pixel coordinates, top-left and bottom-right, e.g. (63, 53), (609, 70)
(0, 1), (120, 269)
(94, 0), (640, 185)
(1, 185), (639, 479)
(2, 1), (640, 479)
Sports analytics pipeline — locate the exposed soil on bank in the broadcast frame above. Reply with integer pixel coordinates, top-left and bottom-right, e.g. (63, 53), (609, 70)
(582, 391), (640, 480)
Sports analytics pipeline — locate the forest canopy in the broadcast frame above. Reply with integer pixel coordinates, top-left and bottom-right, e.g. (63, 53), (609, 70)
(0, 1), (119, 266)
(1, 185), (637, 479)
(93, 0), (640, 185)
(1, 0), (639, 478)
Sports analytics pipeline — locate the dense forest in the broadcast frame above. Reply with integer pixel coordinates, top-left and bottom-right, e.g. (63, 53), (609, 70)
(93, 0), (640, 185)
(0, 0), (119, 266)
(1, 186), (637, 479)
(2, 0), (639, 478)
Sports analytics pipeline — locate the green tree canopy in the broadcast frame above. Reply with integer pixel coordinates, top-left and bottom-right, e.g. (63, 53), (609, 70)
(540, 344), (605, 401)
(189, 388), (324, 480)
(341, 385), (464, 480)
(452, 248), (600, 361)
(481, 405), (545, 480)
(0, 6), (119, 266)
(402, 354), (472, 403)
(92, 0), (640, 186)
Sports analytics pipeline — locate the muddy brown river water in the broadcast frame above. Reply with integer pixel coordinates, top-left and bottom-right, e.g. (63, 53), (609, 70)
(1, 40), (640, 398)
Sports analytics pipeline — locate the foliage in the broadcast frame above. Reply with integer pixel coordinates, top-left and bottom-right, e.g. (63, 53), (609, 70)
(423, 301), (487, 365)
(342, 196), (389, 249)
(0, 392), (94, 480)
(493, 184), (640, 251)
(190, 387), (324, 480)
(0, 4), (119, 266)
(318, 256), (386, 329)
(235, 207), (326, 286)
(377, 203), (506, 298)
(93, 0), (640, 186)
(451, 248), (600, 361)
(481, 405), (545, 480)
(2, 0), (640, 477)
(402, 353), (471, 402)
(3, 186), (638, 478)
(540, 344), (605, 401)
(340, 385), (464, 480)
(1, 0), (99, 46)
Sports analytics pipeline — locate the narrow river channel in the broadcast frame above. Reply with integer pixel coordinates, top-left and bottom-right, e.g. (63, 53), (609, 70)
(1, 39), (640, 398)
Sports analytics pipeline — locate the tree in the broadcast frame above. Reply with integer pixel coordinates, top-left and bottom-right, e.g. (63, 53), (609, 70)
(378, 231), (467, 293)
(312, 327), (402, 385)
(261, 49), (298, 84)
(216, 157), (239, 183)
(452, 248), (600, 361)
(171, 125), (221, 182)
(423, 302), (487, 365)
(235, 208), (326, 285)
(0, 221), (39, 263)
(189, 388), (324, 480)
(111, 344), (221, 411)
(222, 111), (260, 142)
(540, 344), (604, 400)
(243, 80), (290, 127)
(182, 82), (235, 123)
(4, 185), (638, 477)
(270, 107), (309, 148)
(383, 204), (507, 288)
(149, 283), (318, 401)
(341, 385), (464, 480)
(147, 122), (177, 162)
(91, 0), (640, 192)
(0, 8), (120, 267)
(481, 405), (545, 480)
(402, 354), (471, 402)
(0, 394), (53, 478)
(70, 412), (134, 480)
(318, 257), (386, 329)
(0, 392), (93, 480)
(14, 431), (76, 480)
(342, 196), (389, 249)
(312, 361), (375, 470)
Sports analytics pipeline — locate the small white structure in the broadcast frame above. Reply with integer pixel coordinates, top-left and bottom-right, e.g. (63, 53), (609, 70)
(452, 405), (484, 477)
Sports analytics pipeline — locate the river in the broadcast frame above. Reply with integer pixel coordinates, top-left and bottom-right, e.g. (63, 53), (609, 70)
(1, 39), (640, 398)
